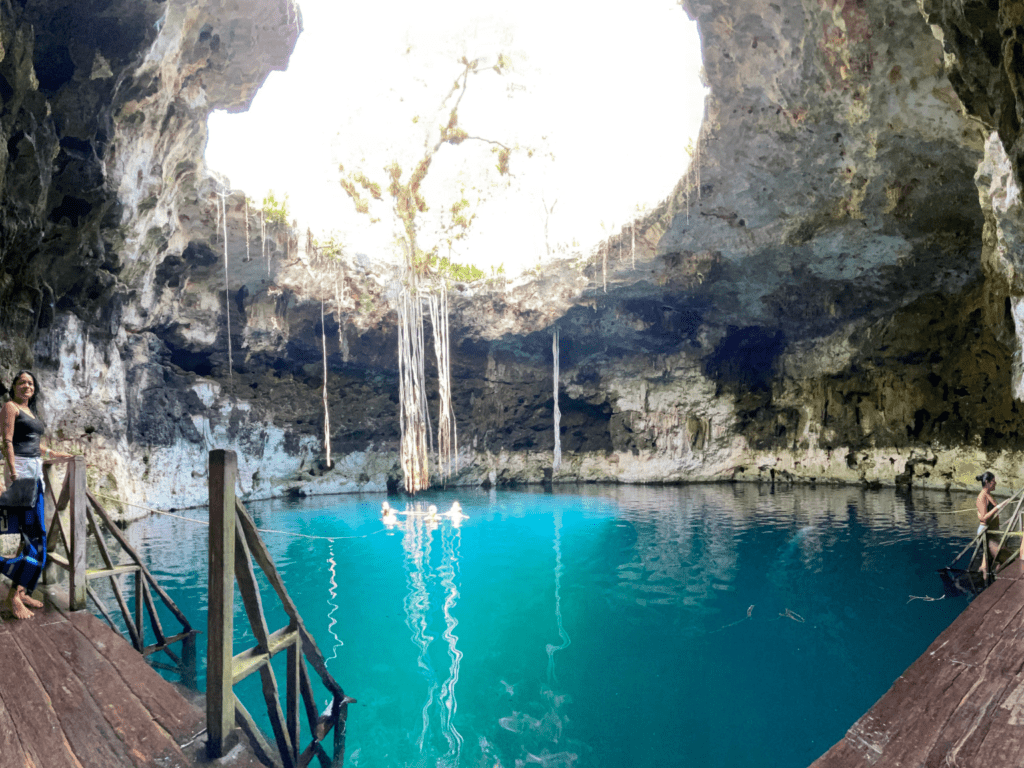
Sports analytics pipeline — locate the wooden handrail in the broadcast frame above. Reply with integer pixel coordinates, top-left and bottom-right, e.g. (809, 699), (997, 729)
(207, 448), (354, 767)
(42, 456), (196, 685)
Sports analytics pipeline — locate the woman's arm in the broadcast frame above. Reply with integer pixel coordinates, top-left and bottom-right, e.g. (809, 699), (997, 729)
(0, 402), (18, 479)
(40, 438), (72, 460)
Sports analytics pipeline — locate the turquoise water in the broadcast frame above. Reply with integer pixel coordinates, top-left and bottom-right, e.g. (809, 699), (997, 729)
(116, 484), (978, 768)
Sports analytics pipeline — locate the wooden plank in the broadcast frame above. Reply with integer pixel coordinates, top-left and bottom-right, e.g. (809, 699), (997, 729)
(235, 694), (285, 768)
(88, 583), (122, 632)
(66, 610), (205, 744)
(299, 662), (332, 768)
(0, 614), (80, 768)
(140, 572), (169, 648)
(232, 627), (299, 683)
(87, 490), (191, 630)
(0, 682), (31, 768)
(86, 504), (141, 650)
(69, 455), (87, 610)
(134, 570), (144, 650)
(235, 516), (296, 768)
(7, 615), (137, 767)
(288, 640), (301, 762)
(48, 550), (69, 569)
(85, 563), (142, 579)
(141, 629), (196, 658)
(208, 448), (239, 758)
(813, 562), (1024, 767)
(235, 499), (345, 698)
(28, 612), (193, 768)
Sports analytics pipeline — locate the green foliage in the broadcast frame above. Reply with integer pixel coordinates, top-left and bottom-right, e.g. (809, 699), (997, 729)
(262, 190), (290, 225)
(338, 54), (518, 279)
(314, 233), (345, 260)
(433, 255), (485, 282)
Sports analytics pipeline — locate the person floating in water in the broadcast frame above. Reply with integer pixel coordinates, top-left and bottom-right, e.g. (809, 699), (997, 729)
(444, 501), (468, 526)
(381, 501), (398, 527)
(976, 471), (1001, 577)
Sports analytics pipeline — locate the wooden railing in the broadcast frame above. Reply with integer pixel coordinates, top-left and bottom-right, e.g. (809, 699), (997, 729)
(42, 456), (197, 684)
(943, 486), (1024, 587)
(207, 449), (354, 768)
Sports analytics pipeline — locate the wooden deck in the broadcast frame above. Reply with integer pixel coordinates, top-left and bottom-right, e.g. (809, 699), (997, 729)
(812, 560), (1024, 767)
(0, 589), (264, 768)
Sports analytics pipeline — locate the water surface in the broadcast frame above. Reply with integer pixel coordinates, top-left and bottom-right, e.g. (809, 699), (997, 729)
(114, 483), (979, 768)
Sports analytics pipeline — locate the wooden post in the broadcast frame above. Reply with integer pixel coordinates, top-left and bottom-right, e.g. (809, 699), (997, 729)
(134, 571), (145, 652)
(207, 449), (238, 758)
(333, 696), (349, 768)
(287, 638), (300, 764)
(181, 631), (198, 690)
(69, 456), (87, 610)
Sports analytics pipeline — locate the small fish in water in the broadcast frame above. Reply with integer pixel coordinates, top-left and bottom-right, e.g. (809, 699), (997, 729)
(499, 679), (516, 697)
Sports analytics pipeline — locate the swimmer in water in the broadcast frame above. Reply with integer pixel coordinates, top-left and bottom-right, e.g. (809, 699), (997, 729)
(444, 501), (468, 525)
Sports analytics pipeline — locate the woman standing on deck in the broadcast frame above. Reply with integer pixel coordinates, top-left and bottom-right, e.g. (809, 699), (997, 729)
(0, 370), (70, 619)
(976, 471), (1001, 577)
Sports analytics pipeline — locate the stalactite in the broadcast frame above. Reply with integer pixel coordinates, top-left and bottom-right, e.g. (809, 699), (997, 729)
(321, 299), (333, 469)
(261, 209), (268, 276)
(631, 222), (636, 270)
(220, 192), (233, 382)
(244, 198), (250, 263)
(553, 328), (561, 471)
(602, 241), (607, 294)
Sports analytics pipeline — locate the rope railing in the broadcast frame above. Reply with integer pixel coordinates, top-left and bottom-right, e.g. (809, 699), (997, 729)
(944, 485), (1024, 579)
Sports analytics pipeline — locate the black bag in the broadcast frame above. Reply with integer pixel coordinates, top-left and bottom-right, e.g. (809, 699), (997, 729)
(0, 477), (38, 509)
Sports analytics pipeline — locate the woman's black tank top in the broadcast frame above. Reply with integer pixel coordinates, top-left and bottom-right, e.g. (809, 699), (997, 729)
(12, 409), (44, 457)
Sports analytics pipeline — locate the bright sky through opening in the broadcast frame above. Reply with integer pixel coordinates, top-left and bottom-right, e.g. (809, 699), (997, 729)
(206, 0), (707, 274)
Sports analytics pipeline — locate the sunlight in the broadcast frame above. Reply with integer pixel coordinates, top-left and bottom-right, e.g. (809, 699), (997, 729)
(205, 0), (706, 273)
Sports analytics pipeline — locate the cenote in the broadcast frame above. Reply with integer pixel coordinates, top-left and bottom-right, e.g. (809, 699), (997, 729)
(112, 483), (980, 768)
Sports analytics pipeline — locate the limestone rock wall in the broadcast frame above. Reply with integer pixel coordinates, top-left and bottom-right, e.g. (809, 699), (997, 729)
(4, 0), (1024, 513)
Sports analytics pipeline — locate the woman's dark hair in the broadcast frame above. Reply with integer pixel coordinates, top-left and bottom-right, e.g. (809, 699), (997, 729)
(977, 471), (996, 486)
(9, 370), (40, 412)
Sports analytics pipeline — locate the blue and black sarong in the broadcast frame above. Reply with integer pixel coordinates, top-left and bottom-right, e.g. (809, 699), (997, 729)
(0, 477), (46, 592)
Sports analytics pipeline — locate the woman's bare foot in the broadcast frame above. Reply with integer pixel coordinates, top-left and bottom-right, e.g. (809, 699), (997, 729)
(6, 591), (33, 620)
(17, 587), (43, 610)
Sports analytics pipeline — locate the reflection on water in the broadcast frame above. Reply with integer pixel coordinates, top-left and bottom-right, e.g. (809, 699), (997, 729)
(102, 483), (982, 768)
(394, 502), (466, 765)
